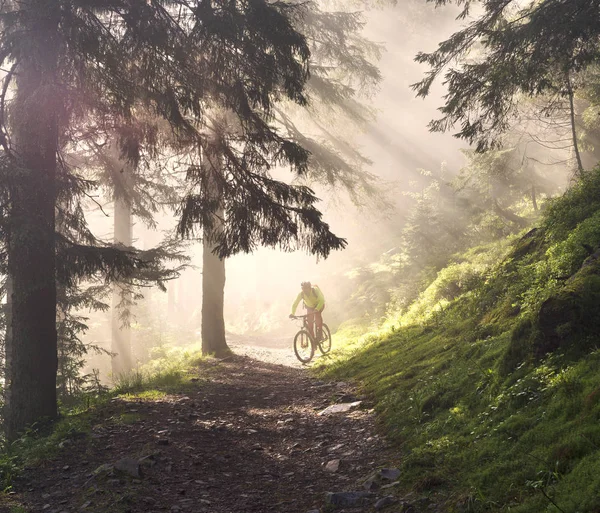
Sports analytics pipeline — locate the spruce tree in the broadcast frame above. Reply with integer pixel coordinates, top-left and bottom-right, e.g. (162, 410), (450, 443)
(413, 0), (600, 152)
(0, 0), (344, 439)
(188, 2), (384, 355)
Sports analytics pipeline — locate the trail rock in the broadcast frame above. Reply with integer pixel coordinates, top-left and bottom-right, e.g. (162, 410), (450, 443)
(327, 443), (344, 453)
(114, 458), (141, 478)
(325, 491), (376, 508)
(362, 468), (401, 491)
(336, 394), (358, 403)
(375, 496), (398, 510)
(324, 459), (340, 473)
(139, 454), (158, 468)
(363, 475), (380, 491)
(380, 468), (401, 481)
(318, 402), (362, 416)
(93, 463), (114, 476)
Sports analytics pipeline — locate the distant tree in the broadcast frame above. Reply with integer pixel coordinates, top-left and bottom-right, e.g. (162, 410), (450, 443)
(413, 0), (600, 158)
(576, 66), (600, 170)
(0, 0), (344, 439)
(93, 130), (184, 375)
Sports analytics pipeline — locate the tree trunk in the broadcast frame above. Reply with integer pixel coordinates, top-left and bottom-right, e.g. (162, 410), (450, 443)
(5, 10), (60, 438)
(566, 72), (584, 177)
(111, 194), (133, 376)
(167, 280), (176, 321)
(201, 228), (229, 357)
(493, 199), (528, 229)
(201, 156), (229, 357)
(4, 275), (13, 391)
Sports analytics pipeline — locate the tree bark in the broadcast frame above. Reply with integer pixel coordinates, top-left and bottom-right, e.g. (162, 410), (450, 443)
(167, 280), (176, 321)
(531, 184), (538, 212)
(201, 226), (229, 357)
(111, 194), (133, 376)
(566, 72), (584, 177)
(5, 7), (60, 438)
(201, 155), (229, 357)
(493, 199), (529, 229)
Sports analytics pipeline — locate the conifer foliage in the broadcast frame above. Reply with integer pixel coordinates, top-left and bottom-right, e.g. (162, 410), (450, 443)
(415, 0), (600, 151)
(0, 0), (345, 439)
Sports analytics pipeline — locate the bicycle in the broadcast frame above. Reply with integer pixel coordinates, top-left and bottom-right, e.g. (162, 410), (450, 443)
(290, 315), (332, 363)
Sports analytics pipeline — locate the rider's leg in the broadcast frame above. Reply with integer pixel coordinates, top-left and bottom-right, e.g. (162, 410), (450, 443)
(315, 307), (324, 340)
(306, 309), (316, 340)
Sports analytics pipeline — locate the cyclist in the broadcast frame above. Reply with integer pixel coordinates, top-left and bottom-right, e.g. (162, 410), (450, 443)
(289, 281), (325, 342)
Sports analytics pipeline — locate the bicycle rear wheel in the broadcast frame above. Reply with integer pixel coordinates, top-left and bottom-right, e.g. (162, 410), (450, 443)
(294, 330), (314, 363)
(318, 324), (332, 354)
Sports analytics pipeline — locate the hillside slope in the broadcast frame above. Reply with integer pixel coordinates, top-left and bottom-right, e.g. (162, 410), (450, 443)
(317, 169), (600, 513)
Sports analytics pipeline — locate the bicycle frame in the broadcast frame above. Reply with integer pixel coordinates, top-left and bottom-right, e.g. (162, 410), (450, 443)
(290, 314), (312, 336)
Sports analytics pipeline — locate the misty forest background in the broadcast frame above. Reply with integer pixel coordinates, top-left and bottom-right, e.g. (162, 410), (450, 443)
(3, 0), (600, 511)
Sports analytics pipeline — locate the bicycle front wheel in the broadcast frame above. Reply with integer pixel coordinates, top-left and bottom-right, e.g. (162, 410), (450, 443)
(294, 330), (314, 363)
(318, 324), (332, 354)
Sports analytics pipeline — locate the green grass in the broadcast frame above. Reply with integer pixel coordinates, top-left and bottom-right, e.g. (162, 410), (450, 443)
(112, 345), (206, 396)
(0, 344), (208, 494)
(315, 168), (600, 513)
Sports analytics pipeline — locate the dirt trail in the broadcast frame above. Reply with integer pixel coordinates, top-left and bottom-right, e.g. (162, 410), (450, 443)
(3, 344), (398, 513)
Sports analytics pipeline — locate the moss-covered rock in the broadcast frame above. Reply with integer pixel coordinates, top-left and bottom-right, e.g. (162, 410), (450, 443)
(499, 317), (534, 375)
(536, 250), (600, 357)
(510, 227), (541, 259)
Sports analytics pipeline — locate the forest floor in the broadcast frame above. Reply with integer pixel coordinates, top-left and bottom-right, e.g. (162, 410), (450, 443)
(0, 341), (404, 513)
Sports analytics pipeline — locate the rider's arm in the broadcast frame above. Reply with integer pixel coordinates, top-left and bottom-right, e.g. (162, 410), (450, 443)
(291, 292), (303, 315)
(315, 287), (325, 311)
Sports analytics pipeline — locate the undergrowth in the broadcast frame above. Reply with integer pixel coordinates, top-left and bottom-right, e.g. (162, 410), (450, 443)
(0, 345), (207, 493)
(316, 169), (600, 513)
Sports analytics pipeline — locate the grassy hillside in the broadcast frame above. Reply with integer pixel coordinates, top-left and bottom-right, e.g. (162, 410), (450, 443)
(317, 169), (600, 513)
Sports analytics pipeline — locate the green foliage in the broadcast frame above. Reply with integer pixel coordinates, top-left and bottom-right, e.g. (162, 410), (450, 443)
(112, 345), (204, 395)
(415, 0), (600, 151)
(0, 414), (90, 491)
(0, 344), (206, 490)
(316, 166), (600, 512)
(343, 148), (544, 329)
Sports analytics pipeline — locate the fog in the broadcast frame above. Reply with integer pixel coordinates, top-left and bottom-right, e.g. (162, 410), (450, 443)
(80, 2), (575, 379)
(221, 4), (467, 336)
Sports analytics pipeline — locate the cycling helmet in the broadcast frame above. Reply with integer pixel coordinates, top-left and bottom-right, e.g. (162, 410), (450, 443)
(301, 281), (311, 288)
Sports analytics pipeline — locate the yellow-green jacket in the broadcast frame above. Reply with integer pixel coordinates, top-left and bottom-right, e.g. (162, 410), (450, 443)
(291, 285), (325, 314)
